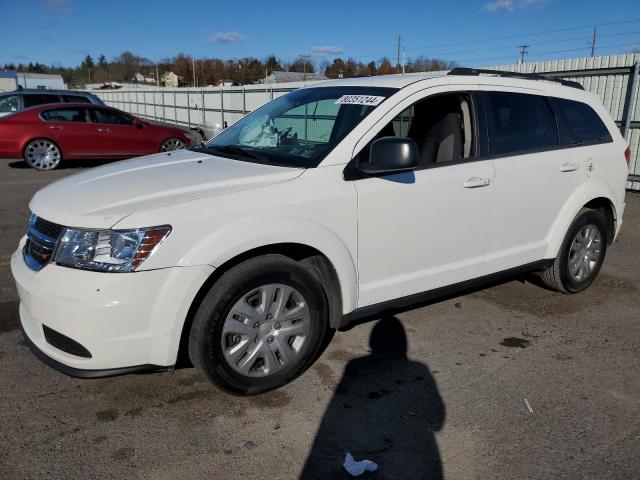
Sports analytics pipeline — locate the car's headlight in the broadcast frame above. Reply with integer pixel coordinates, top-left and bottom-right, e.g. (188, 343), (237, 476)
(54, 225), (171, 272)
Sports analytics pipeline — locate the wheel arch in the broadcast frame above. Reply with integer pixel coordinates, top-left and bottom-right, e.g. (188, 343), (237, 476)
(174, 242), (345, 368)
(545, 187), (618, 259)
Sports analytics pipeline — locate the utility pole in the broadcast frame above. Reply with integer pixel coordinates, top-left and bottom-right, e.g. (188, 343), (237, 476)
(396, 35), (402, 73)
(300, 54), (311, 81)
(518, 45), (530, 64)
(155, 64), (159, 87)
(192, 58), (197, 87)
(402, 51), (406, 74)
(590, 26), (597, 57)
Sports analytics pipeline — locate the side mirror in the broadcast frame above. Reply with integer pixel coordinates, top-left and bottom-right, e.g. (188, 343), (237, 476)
(359, 137), (419, 175)
(135, 122), (144, 130)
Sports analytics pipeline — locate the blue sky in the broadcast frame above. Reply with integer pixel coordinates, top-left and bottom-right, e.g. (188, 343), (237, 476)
(2, 0), (640, 68)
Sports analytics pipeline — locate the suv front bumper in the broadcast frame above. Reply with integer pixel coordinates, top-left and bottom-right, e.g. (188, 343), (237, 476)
(11, 241), (213, 377)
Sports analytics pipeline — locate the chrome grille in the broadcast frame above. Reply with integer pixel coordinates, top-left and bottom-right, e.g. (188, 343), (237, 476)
(23, 214), (64, 271)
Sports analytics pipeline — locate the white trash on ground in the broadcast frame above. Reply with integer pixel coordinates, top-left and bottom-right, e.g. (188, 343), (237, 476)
(343, 452), (378, 476)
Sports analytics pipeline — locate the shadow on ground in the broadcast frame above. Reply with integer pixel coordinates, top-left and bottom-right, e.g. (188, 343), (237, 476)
(300, 316), (445, 479)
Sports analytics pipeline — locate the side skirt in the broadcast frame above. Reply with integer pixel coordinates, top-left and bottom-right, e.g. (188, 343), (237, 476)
(339, 259), (553, 330)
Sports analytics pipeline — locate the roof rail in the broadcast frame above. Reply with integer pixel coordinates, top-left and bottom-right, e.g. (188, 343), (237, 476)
(447, 67), (584, 90)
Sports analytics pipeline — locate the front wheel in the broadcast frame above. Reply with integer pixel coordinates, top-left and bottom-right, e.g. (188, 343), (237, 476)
(188, 255), (330, 394)
(160, 138), (185, 152)
(540, 208), (607, 293)
(24, 139), (62, 170)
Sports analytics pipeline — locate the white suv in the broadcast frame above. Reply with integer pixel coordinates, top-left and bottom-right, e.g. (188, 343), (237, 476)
(11, 69), (629, 394)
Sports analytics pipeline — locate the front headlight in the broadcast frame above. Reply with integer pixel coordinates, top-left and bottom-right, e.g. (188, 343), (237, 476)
(54, 225), (171, 272)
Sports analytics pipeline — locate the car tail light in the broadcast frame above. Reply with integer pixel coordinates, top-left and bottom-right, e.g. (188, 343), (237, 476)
(624, 146), (631, 166)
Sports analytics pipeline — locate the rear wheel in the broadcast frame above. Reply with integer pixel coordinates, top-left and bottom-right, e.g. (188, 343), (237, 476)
(188, 255), (329, 394)
(24, 139), (62, 170)
(160, 138), (185, 152)
(540, 208), (607, 293)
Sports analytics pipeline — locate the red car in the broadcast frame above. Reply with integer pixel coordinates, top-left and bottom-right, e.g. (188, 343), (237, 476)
(0, 103), (192, 170)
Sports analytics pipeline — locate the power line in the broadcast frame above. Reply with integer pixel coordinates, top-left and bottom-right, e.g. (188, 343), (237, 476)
(344, 18), (640, 63)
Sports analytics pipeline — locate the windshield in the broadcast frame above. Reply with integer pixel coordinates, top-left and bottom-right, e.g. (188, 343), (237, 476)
(201, 86), (397, 168)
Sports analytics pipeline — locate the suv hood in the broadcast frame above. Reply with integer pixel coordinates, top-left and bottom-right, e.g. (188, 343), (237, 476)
(30, 149), (305, 228)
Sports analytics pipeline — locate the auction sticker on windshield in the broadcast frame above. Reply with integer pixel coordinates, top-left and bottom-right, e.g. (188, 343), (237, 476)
(335, 95), (385, 106)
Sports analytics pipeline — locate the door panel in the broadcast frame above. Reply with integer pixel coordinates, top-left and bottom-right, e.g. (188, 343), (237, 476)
(89, 108), (155, 156)
(40, 107), (98, 157)
(483, 151), (580, 274)
(356, 160), (495, 308)
(479, 91), (581, 274)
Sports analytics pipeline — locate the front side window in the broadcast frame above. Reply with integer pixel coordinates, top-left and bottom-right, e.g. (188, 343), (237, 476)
(62, 95), (92, 104)
(484, 92), (558, 156)
(23, 94), (59, 108)
(41, 108), (87, 123)
(89, 108), (133, 125)
(0, 95), (19, 113)
(358, 92), (475, 168)
(549, 97), (612, 146)
(203, 86), (396, 168)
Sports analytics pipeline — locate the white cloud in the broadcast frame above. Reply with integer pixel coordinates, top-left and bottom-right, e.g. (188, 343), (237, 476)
(208, 31), (245, 44)
(309, 45), (345, 56)
(484, 0), (549, 12)
(40, 0), (72, 11)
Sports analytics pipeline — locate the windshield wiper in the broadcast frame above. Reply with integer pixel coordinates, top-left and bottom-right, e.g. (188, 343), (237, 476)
(206, 144), (264, 160)
(204, 144), (290, 166)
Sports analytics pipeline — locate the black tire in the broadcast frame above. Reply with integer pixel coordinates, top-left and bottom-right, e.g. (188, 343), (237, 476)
(540, 208), (607, 293)
(188, 254), (330, 395)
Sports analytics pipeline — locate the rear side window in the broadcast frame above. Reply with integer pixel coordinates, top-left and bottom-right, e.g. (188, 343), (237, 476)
(0, 95), (19, 112)
(549, 97), (611, 146)
(41, 108), (87, 122)
(23, 94), (60, 108)
(89, 108), (133, 125)
(483, 92), (558, 156)
(62, 95), (92, 104)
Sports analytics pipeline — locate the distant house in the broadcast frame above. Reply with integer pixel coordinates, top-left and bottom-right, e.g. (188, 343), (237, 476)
(161, 71), (184, 88)
(260, 71), (328, 84)
(216, 79), (237, 87)
(135, 72), (156, 84)
(0, 71), (65, 91)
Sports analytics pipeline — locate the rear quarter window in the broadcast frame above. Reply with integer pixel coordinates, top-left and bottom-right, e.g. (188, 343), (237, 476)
(62, 95), (92, 104)
(549, 97), (612, 146)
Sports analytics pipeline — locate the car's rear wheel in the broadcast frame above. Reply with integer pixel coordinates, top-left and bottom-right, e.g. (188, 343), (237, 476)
(188, 254), (329, 395)
(540, 208), (607, 293)
(24, 139), (62, 170)
(160, 138), (185, 152)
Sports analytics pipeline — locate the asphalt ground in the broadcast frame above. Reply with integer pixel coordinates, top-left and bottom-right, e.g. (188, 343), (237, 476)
(1, 158), (639, 479)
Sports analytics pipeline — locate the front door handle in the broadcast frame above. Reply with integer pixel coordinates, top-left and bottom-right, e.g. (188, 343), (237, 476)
(48, 125), (61, 130)
(97, 128), (111, 133)
(463, 177), (491, 188)
(559, 162), (578, 172)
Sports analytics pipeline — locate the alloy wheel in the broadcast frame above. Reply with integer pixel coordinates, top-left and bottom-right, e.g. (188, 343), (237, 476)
(160, 138), (185, 151)
(25, 140), (61, 170)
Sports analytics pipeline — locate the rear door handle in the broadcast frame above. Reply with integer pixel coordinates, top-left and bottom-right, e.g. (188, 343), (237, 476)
(97, 128), (111, 133)
(48, 125), (61, 130)
(559, 162), (578, 172)
(463, 177), (491, 188)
